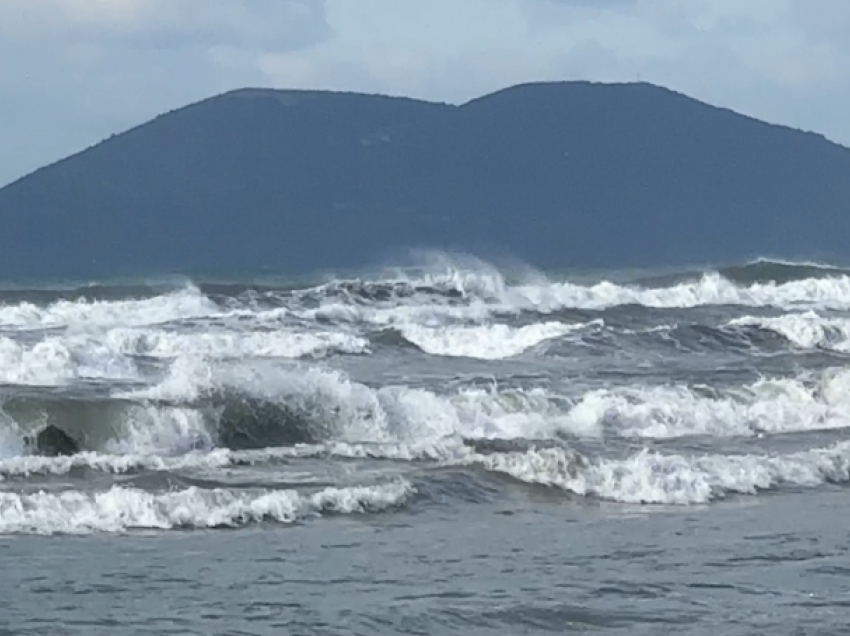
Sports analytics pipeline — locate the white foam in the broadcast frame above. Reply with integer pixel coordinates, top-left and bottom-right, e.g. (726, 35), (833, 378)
(267, 366), (850, 445)
(122, 360), (589, 450)
(16, 348), (850, 461)
(0, 443), (460, 480)
(0, 449), (236, 480)
(0, 286), (217, 330)
(7, 437), (849, 509)
(0, 410), (25, 461)
(0, 334), (138, 385)
(102, 404), (217, 456)
(507, 273), (850, 312)
(464, 442), (850, 504)
(126, 352), (850, 457)
(296, 300), (495, 329)
(105, 327), (369, 360)
(0, 337), (77, 385)
(0, 324), (366, 387)
(399, 322), (582, 359)
(730, 312), (850, 351)
(302, 262), (850, 315)
(314, 253), (511, 302)
(0, 480), (414, 534)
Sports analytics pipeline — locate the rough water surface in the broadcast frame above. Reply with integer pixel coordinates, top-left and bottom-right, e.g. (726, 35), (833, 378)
(2, 255), (850, 634)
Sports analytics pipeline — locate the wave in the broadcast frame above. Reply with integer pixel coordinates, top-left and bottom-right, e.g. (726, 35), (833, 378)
(4, 256), (850, 346)
(0, 448), (238, 480)
(114, 362), (594, 451)
(729, 312), (850, 353)
(104, 328), (369, 361)
(287, 257), (850, 317)
(7, 434), (850, 509)
(560, 368), (850, 439)
(463, 441), (850, 505)
(0, 362), (583, 458)
(0, 327), (367, 387)
(718, 258), (850, 285)
(7, 356), (850, 467)
(0, 308), (815, 394)
(396, 321), (586, 359)
(0, 480), (414, 535)
(629, 258), (849, 288)
(0, 285), (217, 331)
(3, 393), (332, 458)
(6, 365), (850, 510)
(12, 435), (848, 509)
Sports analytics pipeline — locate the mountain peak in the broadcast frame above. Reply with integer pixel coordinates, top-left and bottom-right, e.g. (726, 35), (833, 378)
(1, 81), (849, 280)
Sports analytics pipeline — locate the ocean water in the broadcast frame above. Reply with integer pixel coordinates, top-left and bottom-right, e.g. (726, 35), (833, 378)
(2, 254), (850, 634)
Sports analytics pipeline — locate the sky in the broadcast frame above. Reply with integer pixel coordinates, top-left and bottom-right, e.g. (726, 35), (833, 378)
(1, 0), (848, 187)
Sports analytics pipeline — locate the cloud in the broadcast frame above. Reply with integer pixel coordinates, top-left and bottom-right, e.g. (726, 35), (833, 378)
(520, 0), (639, 33)
(789, 0), (850, 41)
(0, 0), (332, 51)
(527, 0), (636, 9)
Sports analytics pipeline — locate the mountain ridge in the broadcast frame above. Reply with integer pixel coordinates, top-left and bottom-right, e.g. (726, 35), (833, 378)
(1, 80), (849, 280)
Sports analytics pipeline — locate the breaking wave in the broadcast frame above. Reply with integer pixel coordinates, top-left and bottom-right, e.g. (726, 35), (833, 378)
(397, 321), (584, 359)
(0, 480), (414, 535)
(729, 311), (850, 352)
(6, 359), (850, 466)
(463, 441), (850, 505)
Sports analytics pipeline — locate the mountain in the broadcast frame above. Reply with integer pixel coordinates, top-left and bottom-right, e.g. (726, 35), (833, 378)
(2, 81), (850, 280)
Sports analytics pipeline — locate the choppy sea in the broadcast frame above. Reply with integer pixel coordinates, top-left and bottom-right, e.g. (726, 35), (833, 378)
(3, 254), (850, 634)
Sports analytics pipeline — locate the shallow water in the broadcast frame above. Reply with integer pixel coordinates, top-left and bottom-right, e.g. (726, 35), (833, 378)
(5, 489), (850, 635)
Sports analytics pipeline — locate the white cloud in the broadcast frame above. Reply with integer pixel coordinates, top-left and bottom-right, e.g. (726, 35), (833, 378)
(0, 0), (331, 50)
(790, 0), (850, 42)
(0, 0), (152, 37)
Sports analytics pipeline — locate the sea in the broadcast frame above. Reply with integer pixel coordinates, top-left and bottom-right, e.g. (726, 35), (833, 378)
(2, 253), (850, 635)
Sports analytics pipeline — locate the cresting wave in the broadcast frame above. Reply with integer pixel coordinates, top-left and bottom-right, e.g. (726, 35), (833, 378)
(18, 361), (848, 456)
(5, 437), (850, 510)
(397, 322), (584, 359)
(729, 311), (850, 352)
(0, 480), (414, 535)
(1, 256), (849, 387)
(5, 363), (850, 506)
(4, 319), (850, 454)
(294, 256), (850, 312)
(2, 257), (850, 330)
(463, 441), (850, 505)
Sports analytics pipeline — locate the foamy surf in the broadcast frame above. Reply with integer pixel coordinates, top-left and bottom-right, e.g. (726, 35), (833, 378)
(0, 449), (236, 481)
(112, 362), (591, 450)
(0, 327), (367, 388)
(107, 361), (850, 454)
(0, 286), (217, 330)
(0, 480), (414, 535)
(463, 441), (850, 505)
(8, 358), (850, 465)
(398, 321), (584, 359)
(104, 327), (370, 360)
(729, 311), (850, 352)
(564, 369), (850, 439)
(296, 257), (850, 313)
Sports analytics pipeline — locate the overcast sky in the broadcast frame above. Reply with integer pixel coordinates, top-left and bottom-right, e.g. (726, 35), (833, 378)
(1, 0), (848, 186)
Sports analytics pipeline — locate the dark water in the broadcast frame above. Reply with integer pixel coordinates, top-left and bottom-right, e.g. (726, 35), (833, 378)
(3, 255), (850, 634)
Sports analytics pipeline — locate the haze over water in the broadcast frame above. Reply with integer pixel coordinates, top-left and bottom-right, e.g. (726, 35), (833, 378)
(3, 253), (850, 634)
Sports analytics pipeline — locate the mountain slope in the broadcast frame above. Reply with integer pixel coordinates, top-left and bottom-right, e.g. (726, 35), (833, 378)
(1, 81), (849, 279)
